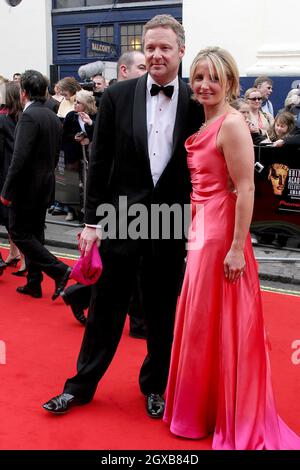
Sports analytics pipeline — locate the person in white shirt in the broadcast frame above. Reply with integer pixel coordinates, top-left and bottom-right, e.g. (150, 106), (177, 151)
(254, 75), (274, 116)
(43, 14), (204, 419)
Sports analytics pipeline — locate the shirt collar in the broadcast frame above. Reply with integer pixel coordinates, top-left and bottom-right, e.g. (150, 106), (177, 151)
(147, 74), (179, 100)
(23, 101), (34, 111)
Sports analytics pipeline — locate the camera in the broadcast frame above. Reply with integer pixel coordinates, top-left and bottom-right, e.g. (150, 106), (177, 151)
(79, 81), (94, 92)
(254, 161), (264, 173)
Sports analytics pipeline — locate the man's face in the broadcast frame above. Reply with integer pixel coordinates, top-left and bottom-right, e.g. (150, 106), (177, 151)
(144, 26), (185, 85)
(126, 53), (146, 79)
(92, 75), (106, 92)
(268, 164), (289, 195)
(258, 81), (273, 100)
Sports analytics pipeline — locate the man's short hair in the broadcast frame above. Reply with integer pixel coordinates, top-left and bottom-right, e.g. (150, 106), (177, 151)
(20, 70), (48, 102)
(117, 51), (143, 70)
(254, 75), (273, 88)
(142, 14), (185, 48)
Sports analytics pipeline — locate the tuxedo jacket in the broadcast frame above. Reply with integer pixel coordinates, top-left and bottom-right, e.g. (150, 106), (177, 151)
(0, 113), (16, 193)
(0, 113), (17, 225)
(85, 74), (204, 253)
(1, 101), (62, 209)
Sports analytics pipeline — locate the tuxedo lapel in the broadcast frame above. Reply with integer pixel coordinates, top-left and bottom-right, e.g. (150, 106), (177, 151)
(172, 78), (189, 155)
(154, 78), (189, 187)
(133, 73), (154, 188)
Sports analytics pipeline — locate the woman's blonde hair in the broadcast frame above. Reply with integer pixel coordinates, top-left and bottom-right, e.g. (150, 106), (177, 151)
(244, 87), (261, 100)
(190, 46), (240, 101)
(284, 89), (300, 109)
(75, 89), (97, 115)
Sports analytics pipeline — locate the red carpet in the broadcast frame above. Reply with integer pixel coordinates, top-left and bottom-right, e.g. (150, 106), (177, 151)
(0, 248), (300, 450)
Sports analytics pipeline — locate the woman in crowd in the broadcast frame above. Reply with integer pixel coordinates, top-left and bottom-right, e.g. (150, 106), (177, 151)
(51, 82), (64, 104)
(231, 98), (267, 145)
(62, 89), (97, 221)
(268, 111), (300, 147)
(245, 87), (273, 138)
(163, 46), (300, 449)
(0, 81), (26, 275)
(54, 77), (82, 220)
(57, 77), (81, 120)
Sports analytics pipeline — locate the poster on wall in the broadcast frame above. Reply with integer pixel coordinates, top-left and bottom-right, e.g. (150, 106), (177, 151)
(252, 145), (300, 248)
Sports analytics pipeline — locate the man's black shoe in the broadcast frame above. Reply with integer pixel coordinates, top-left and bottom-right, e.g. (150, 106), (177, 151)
(0, 255), (7, 275)
(42, 393), (90, 414)
(52, 267), (72, 301)
(16, 284), (42, 298)
(61, 291), (86, 325)
(146, 393), (165, 419)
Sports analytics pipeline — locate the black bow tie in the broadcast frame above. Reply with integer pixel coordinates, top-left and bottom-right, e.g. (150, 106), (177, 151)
(150, 83), (174, 99)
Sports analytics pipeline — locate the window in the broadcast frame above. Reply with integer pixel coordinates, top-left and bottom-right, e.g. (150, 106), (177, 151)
(116, 1), (163, 3)
(120, 23), (143, 54)
(56, 0), (84, 7)
(54, 1), (174, 9)
(87, 25), (114, 57)
(86, 0), (113, 5)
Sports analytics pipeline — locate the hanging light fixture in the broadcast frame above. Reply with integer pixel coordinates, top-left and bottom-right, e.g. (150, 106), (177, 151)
(5, 0), (23, 6)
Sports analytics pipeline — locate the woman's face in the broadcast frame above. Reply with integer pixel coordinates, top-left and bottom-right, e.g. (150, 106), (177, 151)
(238, 103), (250, 122)
(247, 92), (262, 111)
(191, 59), (226, 107)
(274, 119), (288, 138)
(61, 90), (72, 101)
(54, 84), (61, 95)
(74, 98), (85, 113)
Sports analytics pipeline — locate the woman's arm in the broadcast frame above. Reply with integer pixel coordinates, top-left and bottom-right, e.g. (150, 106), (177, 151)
(218, 113), (255, 282)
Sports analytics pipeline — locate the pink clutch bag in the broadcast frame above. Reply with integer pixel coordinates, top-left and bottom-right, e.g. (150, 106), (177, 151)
(70, 242), (102, 286)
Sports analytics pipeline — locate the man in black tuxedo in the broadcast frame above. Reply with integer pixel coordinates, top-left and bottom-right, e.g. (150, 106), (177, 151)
(0, 70), (71, 299)
(43, 15), (204, 418)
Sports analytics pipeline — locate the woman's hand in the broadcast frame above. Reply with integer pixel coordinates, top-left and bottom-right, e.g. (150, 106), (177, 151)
(80, 137), (90, 146)
(224, 246), (245, 282)
(79, 112), (93, 126)
(272, 139), (284, 147)
(249, 122), (259, 134)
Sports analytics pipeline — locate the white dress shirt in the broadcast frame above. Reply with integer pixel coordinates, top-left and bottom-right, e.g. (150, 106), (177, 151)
(146, 75), (179, 186)
(23, 101), (33, 111)
(86, 75), (179, 228)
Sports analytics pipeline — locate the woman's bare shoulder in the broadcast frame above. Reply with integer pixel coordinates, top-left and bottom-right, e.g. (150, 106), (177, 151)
(224, 110), (245, 125)
(222, 110), (249, 134)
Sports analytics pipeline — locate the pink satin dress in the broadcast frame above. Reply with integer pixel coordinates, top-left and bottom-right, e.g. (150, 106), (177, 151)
(163, 114), (300, 449)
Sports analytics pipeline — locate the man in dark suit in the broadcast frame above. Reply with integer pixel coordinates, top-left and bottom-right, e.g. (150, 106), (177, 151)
(0, 70), (71, 299)
(43, 15), (204, 418)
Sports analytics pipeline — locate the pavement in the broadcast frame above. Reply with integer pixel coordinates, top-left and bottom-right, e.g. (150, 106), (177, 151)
(1, 212), (300, 285)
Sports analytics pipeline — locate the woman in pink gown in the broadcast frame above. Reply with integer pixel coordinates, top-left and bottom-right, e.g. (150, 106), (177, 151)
(163, 47), (300, 450)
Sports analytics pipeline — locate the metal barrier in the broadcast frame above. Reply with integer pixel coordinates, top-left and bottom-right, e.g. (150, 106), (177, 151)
(252, 145), (300, 252)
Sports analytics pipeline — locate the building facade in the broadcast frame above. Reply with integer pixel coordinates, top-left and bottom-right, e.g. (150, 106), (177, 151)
(52, 0), (182, 80)
(183, 0), (300, 113)
(0, 0), (299, 112)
